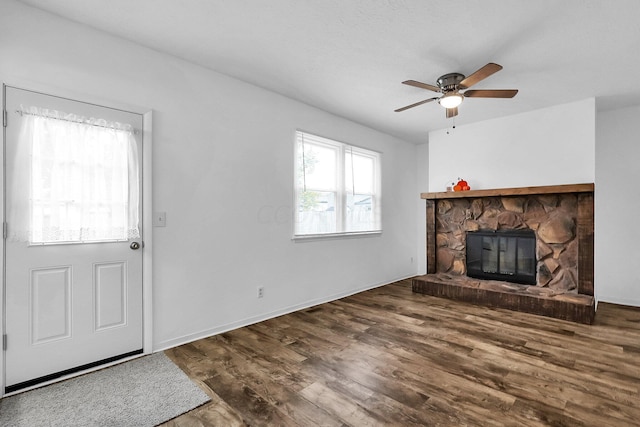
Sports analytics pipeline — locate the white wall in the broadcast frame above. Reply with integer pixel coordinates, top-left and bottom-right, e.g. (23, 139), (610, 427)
(428, 99), (595, 192)
(0, 1), (419, 351)
(595, 105), (640, 306)
(415, 143), (429, 274)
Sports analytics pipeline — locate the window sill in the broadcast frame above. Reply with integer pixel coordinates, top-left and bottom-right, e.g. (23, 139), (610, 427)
(292, 230), (382, 242)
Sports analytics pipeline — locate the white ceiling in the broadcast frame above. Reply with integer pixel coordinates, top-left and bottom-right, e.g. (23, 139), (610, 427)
(17, 0), (640, 144)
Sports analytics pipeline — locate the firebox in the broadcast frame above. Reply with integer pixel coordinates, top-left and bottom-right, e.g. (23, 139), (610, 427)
(466, 229), (536, 285)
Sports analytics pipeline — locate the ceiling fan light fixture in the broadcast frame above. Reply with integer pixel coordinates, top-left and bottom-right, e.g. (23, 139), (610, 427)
(439, 92), (463, 109)
(395, 63), (517, 116)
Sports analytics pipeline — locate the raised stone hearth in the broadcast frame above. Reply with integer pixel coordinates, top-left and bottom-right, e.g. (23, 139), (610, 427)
(413, 184), (595, 324)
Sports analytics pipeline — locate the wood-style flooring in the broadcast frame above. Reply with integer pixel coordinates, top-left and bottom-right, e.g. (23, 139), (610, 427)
(162, 278), (640, 426)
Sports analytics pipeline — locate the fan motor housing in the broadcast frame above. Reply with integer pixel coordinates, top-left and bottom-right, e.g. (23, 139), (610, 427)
(437, 73), (465, 91)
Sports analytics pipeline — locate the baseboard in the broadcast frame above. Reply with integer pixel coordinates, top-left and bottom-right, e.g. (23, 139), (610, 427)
(154, 274), (416, 352)
(596, 294), (640, 308)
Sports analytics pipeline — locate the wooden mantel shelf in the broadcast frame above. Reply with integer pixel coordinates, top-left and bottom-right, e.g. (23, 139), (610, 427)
(421, 183), (594, 200)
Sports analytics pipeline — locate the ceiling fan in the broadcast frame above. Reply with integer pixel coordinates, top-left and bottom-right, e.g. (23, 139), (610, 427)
(394, 63), (518, 118)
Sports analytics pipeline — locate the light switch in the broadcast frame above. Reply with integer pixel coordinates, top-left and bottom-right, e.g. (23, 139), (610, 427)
(153, 211), (166, 227)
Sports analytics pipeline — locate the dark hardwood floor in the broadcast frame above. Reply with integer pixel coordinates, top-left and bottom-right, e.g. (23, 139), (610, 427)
(162, 278), (640, 426)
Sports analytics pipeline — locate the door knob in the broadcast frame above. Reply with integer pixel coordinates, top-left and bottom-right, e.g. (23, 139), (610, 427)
(130, 242), (141, 250)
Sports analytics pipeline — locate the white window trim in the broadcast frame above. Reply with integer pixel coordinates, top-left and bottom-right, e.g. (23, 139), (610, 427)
(293, 130), (382, 240)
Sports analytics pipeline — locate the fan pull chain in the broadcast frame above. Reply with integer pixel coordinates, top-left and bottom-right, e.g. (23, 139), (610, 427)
(446, 117), (456, 134)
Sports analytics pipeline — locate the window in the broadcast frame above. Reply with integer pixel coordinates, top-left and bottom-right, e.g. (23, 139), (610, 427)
(10, 106), (140, 244)
(294, 131), (381, 237)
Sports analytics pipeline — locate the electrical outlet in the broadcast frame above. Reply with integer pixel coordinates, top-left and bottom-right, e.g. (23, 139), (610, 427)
(257, 286), (264, 298)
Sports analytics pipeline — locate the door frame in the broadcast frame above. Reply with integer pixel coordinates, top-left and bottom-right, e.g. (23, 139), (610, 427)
(0, 80), (154, 397)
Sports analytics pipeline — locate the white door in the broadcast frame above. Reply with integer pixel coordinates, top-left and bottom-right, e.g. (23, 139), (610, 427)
(4, 86), (144, 392)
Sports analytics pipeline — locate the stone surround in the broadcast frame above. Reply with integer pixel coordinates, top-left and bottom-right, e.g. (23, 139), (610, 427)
(413, 184), (595, 323)
(437, 193), (579, 292)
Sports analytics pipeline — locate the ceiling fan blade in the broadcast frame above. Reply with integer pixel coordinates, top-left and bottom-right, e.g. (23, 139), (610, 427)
(459, 63), (503, 89)
(464, 89), (518, 98)
(394, 97), (439, 112)
(446, 107), (458, 118)
(402, 80), (440, 92)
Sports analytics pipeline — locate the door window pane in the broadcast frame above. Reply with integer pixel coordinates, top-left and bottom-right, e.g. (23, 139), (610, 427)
(19, 108), (139, 244)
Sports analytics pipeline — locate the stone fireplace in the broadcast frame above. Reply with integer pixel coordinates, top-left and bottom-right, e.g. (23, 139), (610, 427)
(412, 183), (595, 324)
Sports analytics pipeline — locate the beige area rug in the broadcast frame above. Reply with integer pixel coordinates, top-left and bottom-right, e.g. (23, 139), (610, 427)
(0, 352), (210, 427)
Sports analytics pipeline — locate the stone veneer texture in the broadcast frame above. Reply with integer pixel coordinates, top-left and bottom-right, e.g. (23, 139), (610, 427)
(435, 194), (578, 293)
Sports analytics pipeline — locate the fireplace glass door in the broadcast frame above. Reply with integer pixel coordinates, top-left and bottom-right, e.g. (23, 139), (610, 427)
(466, 229), (536, 285)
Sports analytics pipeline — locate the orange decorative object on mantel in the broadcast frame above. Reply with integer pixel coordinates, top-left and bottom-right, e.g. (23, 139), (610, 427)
(454, 178), (470, 191)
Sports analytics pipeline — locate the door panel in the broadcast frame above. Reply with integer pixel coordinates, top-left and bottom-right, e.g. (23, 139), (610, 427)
(31, 267), (72, 344)
(94, 261), (127, 331)
(4, 86), (144, 390)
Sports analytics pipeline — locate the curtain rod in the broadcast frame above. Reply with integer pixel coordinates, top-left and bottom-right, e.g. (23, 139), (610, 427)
(15, 110), (139, 135)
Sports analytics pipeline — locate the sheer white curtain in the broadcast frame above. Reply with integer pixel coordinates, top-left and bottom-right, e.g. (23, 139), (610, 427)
(8, 106), (140, 244)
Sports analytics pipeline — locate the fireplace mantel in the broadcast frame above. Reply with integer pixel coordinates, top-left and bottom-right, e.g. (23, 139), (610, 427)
(413, 182), (595, 324)
(421, 183), (594, 200)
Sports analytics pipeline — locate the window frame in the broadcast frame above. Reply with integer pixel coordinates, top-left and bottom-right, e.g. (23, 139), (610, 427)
(293, 130), (382, 239)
